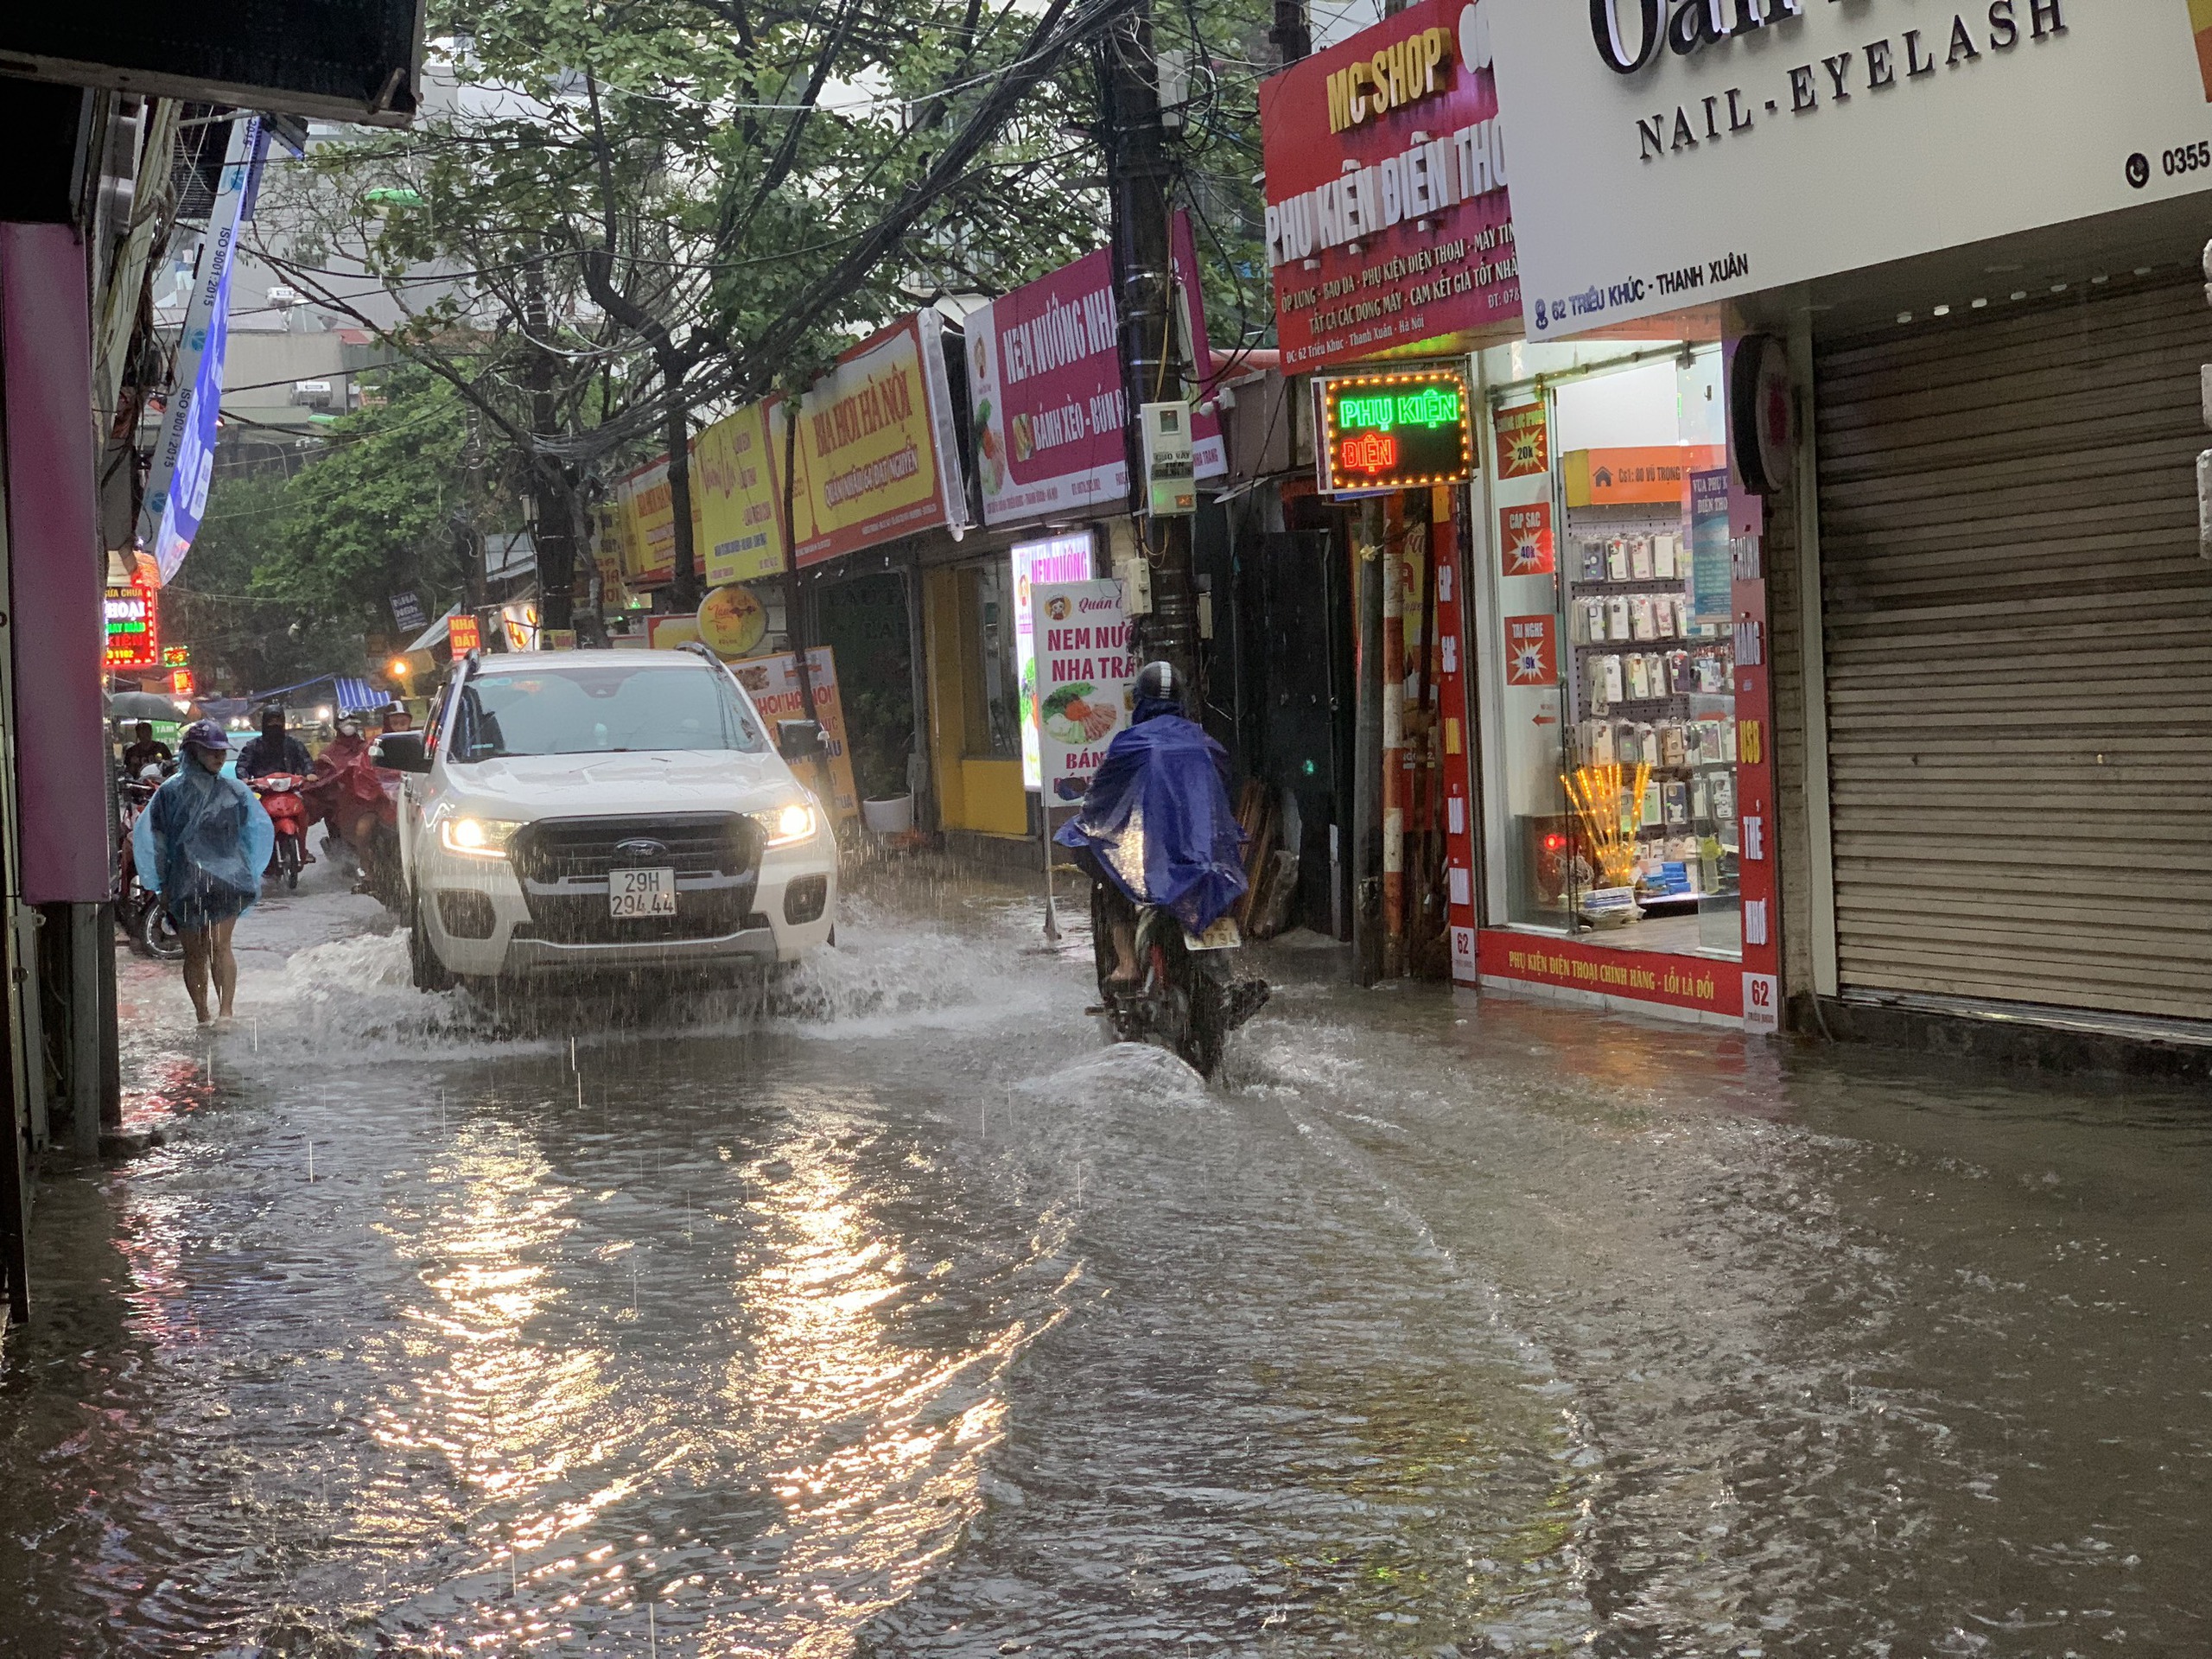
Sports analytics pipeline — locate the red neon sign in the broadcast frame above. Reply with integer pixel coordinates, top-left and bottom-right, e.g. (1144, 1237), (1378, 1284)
(1338, 429), (1398, 474)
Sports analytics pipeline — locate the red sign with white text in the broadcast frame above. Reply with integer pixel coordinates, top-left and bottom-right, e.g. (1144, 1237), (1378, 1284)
(1259, 0), (1517, 369)
(1503, 613), (1556, 686)
(1495, 403), (1548, 478)
(1500, 501), (1554, 575)
(1477, 931), (1744, 1018)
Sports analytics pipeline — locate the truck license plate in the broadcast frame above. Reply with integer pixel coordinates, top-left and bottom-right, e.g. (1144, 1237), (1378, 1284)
(610, 868), (676, 918)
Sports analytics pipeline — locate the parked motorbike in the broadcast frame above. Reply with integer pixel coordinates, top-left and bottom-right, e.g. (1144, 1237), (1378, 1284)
(115, 765), (182, 960)
(249, 772), (315, 890)
(1088, 885), (1269, 1077)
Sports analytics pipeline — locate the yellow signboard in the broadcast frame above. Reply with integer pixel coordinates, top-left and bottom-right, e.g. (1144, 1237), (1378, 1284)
(771, 311), (968, 569)
(612, 454), (677, 583)
(695, 403), (786, 586)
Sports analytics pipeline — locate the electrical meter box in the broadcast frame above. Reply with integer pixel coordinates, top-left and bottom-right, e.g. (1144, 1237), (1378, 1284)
(1139, 400), (1197, 517)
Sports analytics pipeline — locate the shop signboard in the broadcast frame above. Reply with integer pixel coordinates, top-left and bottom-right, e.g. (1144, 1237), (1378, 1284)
(1475, 931), (1744, 1017)
(694, 402), (786, 586)
(1563, 445), (1717, 508)
(1011, 531), (1097, 789)
(697, 582), (769, 658)
(447, 613), (482, 653)
(1033, 579), (1135, 804)
(727, 648), (861, 822)
(1491, 0), (2212, 339)
(770, 312), (971, 568)
(1259, 0), (1519, 370)
(1315, 367), (1476, 492)
(611, 454), (677, 584)
(104, 564), (159, 671)
(967, 225), (1224, 528)
(388, 588), (427, 632)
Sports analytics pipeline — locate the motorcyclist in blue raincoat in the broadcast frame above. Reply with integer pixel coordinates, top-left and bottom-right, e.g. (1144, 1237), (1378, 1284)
(132, 719), (274, 1023)
(1055, 661), (1248, 983)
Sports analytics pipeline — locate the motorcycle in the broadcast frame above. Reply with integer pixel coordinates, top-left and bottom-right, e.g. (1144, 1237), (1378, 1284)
(1088, 885), (1269, 1077)
(304, 753), (403, 911)
(115, 765), (183, 960)
(249, 772), (315, 890)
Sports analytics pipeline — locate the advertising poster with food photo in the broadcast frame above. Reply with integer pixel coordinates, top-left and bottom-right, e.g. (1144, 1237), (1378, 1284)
(1032, 580), (1135, 804)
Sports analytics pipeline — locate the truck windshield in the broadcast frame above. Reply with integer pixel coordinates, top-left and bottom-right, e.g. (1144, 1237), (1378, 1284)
(447, 664), (768, 761)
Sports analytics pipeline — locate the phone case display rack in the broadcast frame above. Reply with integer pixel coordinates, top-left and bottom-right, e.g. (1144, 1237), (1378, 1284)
(1562, 505), (1738, 910)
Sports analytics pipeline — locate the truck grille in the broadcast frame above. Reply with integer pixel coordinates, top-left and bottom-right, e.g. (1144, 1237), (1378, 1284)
(509, 814), (758, 883)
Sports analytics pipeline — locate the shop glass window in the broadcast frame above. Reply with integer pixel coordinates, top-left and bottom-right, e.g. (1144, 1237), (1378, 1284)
(1478, 346), (1741, 962)
(956, 560), (1021, 760)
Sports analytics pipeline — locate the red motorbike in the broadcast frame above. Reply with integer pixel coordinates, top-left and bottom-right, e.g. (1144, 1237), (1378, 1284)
(304, 753), (402, 910)
(250, 772), (315, 890)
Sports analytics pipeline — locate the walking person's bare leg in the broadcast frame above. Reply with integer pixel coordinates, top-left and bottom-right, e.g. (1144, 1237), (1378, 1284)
(181, 927), (213, 1024)
(210, 917), (239, 1018)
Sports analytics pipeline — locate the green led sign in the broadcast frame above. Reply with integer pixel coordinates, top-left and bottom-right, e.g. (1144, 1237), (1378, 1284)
(1319, 369), (1474, 493)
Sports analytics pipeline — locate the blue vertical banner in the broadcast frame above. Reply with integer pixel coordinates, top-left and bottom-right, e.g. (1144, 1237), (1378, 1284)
(140, 117), (264, 583)
(1688, 467), (1732, 624)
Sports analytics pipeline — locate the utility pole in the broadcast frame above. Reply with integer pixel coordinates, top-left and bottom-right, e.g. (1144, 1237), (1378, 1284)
(524, 250), (577, 634)
(1102, 3), (1198, 696)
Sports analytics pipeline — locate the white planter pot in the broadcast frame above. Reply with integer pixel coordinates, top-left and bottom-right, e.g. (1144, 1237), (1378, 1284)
(860, 794), (913, 836)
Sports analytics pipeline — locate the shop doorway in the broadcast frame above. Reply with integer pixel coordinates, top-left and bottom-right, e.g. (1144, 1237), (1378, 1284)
(816, 571), (916, 811)
(1479, 348), (1745, 964)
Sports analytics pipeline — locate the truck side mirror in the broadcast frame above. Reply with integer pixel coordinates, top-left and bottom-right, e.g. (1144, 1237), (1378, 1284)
(776, 720), (825, 762)
(372, 732), (431, 773)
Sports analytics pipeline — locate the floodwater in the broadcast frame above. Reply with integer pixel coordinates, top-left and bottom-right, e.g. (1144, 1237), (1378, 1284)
(2, 861), (2208, 1657)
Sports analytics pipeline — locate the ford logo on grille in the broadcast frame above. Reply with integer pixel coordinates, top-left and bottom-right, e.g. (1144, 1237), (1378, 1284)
(613, 837), (670, 862)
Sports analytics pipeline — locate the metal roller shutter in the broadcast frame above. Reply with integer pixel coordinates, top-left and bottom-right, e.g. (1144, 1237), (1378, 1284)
(1815, 278), (2212, 1022)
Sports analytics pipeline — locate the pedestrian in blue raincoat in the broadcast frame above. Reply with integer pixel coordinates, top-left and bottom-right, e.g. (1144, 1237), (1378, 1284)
(132, 719), (274, 1023)
(1055, 660), (1247, 982)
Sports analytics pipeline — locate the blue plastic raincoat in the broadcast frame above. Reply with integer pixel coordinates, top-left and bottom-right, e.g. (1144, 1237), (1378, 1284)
(132, 763), (275, 931)
(1055, 697), (1248, 934)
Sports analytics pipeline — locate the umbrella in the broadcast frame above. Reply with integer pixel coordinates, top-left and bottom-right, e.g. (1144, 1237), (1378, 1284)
(106, 691), (187, 722)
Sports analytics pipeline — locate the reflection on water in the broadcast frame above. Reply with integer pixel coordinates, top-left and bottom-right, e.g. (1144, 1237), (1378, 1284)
(2, 879), (2208, 1656)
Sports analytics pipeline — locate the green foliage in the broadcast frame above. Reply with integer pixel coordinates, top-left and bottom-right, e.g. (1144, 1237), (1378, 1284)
(168, 369), (486, 694)
(257, 367), (475, 611)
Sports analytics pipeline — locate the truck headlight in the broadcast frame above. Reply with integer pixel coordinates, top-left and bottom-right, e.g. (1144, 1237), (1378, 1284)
(753, 802), (817, 848)
(438, 815), (522, 858)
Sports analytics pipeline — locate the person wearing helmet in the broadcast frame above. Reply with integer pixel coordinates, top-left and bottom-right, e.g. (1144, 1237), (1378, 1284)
(237, 704), (310, 782)
(1054, 660), (1249, 982)
(131, 719), (275, 1023)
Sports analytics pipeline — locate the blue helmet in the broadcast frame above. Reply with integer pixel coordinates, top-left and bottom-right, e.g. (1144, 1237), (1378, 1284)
(180, 718), (230, 754)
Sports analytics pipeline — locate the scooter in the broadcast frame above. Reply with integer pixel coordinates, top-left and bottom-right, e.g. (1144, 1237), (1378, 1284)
(1088, 885), (1269, 1077)
(249, 772), (315, 890)
(115, 766), (183, 960)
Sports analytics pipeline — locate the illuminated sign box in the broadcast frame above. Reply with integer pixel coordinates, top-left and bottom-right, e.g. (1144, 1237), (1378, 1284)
(104, 571), (161, 671)
(1317, 368), (1474, 493)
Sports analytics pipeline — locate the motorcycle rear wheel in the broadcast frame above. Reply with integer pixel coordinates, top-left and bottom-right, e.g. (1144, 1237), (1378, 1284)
(136, 899), (185, 962)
